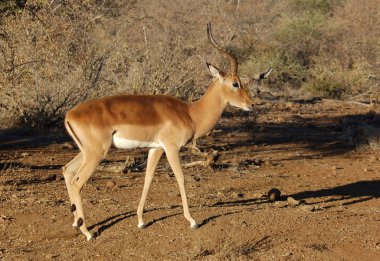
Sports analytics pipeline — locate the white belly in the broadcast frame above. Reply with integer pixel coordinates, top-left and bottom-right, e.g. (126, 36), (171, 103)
(112, 136), (162, 149)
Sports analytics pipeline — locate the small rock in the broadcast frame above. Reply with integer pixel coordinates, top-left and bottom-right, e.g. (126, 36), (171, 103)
(105, 180), (116, 188)
(264, 160), (272, 166)
(287, 197), (301, 206)
(300, 205), (315, 212)
(63, 142), (75, 150)
(280, 252), (293, 257)
(106, 165), (124, 173)
(45, 254), (60, 259)
(285, 102), (294, 108)
(294, 103), (301, 108)
(253, 192), (264, 198)
(231, 192), (244, 199)
(289, 115), (304, 123)
(55, 175), (64, 182)
(369, 155), (378, 162)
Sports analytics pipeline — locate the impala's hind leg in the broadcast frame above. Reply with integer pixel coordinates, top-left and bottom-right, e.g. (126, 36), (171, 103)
(63, 152), (83, 227)
(70, 152), (104, 241)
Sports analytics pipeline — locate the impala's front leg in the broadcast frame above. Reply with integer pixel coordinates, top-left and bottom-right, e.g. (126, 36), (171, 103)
(165, 145), (198, 229)
(137, 148), (164, 228)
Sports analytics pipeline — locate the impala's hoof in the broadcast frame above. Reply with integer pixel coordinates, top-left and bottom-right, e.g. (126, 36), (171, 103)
(138, 223), (147, 229)
(191, 223), (199, 229)
(86, 233), (94, 241)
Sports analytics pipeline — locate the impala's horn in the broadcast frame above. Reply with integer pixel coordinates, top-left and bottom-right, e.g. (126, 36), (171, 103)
(207, 21), (238, 76)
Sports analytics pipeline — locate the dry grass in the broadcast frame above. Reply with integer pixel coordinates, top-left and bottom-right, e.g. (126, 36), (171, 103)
(0, 0), (379, 130)
(190, 235), (272, 260)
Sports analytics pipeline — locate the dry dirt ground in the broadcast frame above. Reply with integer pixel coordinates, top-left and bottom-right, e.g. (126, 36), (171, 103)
(1, 100), (379, 260)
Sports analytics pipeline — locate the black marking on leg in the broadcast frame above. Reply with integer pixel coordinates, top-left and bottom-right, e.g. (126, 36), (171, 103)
(77, 217), (83, 227)
(112, 130), (117, 135)
(71, 204), (76, 212)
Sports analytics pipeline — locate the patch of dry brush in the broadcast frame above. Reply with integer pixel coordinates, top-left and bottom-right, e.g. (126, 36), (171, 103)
(0, 0), (379, 130)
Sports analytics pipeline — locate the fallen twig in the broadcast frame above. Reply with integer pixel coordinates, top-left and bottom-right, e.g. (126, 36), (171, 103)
(323, 99), (373, 107)
(183, 150), (220, 169)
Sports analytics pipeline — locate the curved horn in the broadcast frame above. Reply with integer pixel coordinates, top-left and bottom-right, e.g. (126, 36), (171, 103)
(207, 21), (238, 76)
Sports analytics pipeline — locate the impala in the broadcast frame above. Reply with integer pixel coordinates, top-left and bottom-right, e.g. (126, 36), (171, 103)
(62, 22), (270, 240)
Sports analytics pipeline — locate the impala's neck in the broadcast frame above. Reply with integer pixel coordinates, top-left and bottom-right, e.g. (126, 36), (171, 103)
(189, 80), (227, 139)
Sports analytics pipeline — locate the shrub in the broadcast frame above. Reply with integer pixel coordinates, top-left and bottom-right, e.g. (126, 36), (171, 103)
(0, 1), (204, 130)
(0, 4), (112, 130)
(292, 0), (344, 14)
(241, 51), (308, 90)
(305, 77), (345, 98)
(0, 0), (379, 131)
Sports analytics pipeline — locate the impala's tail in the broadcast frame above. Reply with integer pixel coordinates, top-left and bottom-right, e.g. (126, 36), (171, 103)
(65, 120), (83, 149)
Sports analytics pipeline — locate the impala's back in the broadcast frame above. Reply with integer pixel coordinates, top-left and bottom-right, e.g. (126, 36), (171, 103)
(65, 94), (195, 150)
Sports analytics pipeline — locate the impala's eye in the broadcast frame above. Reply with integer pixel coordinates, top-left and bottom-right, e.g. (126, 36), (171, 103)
(232, 82), (239, 88)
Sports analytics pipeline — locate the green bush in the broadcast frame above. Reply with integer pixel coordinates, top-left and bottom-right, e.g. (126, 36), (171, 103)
(0, 0), (379, 131)
(241, 51), (308, 90)
(274, 13), (326, 67)
(293, 0), (343, 14)
(305, 77), (346, 98)
(0, 1), (204, 130)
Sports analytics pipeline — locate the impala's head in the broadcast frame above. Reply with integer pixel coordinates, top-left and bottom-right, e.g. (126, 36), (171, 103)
(206, 22), (254, 111)
(207, 63), (254, 111)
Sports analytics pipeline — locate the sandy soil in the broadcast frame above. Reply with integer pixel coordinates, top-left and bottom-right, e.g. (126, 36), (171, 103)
(1, 100), (379, 260)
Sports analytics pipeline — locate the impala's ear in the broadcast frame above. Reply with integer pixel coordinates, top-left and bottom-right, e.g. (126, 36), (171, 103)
(252, 67), (273, 81)
(206, 62), (224, 80)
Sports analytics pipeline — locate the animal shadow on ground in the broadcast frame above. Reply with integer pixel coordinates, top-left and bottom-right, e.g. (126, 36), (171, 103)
(88, 206), (183, 237)
(289, 180), (380, 206)
(81, 179), (380, 237)
(198, 211), (241, 228)
(89, 211), (136, 238)
(190, 180), (379, 228)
